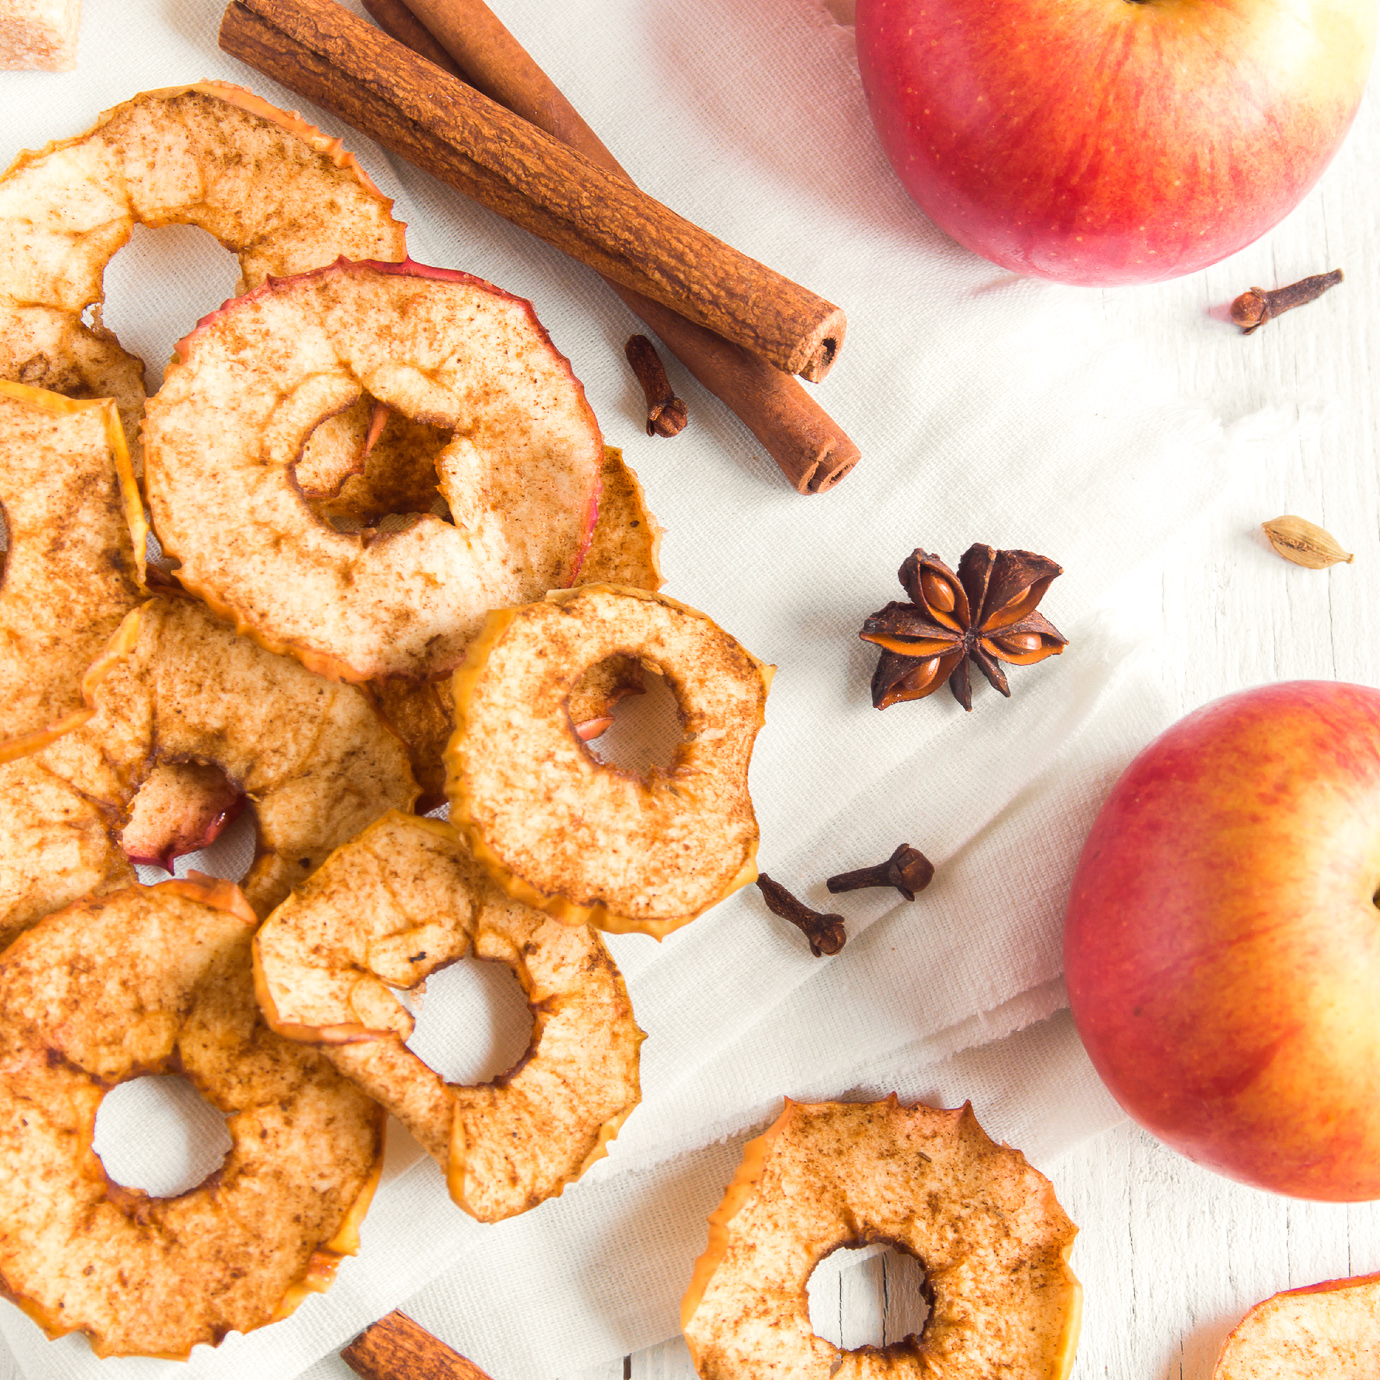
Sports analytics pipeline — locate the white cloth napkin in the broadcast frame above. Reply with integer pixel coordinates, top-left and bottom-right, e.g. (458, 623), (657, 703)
(0, 0), (1253, 1375)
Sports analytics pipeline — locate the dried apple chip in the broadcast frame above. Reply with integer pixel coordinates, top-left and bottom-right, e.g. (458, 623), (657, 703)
(0, 82), (407, 465)
(0, 753), (134, 953)
(254, 811), (643, 1222)
(0, 382), (145, 763)
(40, 595), (417, 916)
(682, 1098), (1082, 1380)
(578, 445), (665, 592)
(373, 444), (664, 797)
(447, 584), (771, 939)
(568, 445), (666, 739)
(0, 877), (384, 1358)
(1213, 1271), (1380, 1378)
(368, 678), (455, 815)
(143, 258), (604, 682)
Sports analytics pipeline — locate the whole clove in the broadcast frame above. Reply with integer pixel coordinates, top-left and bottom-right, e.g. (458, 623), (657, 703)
(624, 334), (688, 437)
(827, 843), (934, 902)
(756, 874), (846, 957)
(1230, 269), (1343, 334)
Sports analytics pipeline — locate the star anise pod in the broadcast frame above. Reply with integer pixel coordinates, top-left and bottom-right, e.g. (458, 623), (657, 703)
(860, 545), (1068, 711)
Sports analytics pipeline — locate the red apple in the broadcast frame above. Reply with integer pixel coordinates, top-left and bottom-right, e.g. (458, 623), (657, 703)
(1064, 681), (1380, 1199)
(854, 0), (1377, 285)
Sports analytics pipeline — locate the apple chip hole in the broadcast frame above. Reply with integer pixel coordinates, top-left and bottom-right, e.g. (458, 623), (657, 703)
(295, 396), (454, 534)
(398, 959), (533, 1086)
(584, 666), (687, 777)
(97, 223), (242, 393)
(0, 499), (8, 579)
(807, 1243), (930, 1352)
(92, 1074), (232, 1198)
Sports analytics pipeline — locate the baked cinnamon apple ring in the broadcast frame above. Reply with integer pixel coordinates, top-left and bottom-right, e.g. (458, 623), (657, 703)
(682, 1098), (1082, 1380)
(254, 811), (643, 1222)
(0, 876), (384, 1359)
(38, 594), (417, 917)
(142, 257), (604, 682)
(372, 444), (664, 805)
(0, 382), (145, 763)
(0, 82), (406, 465)
(0, 753), (135, 952)
(447, 584), (771, 939)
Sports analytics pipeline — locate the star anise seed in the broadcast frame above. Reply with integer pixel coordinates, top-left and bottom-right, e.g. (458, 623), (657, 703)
(860, 544), (1068, 711)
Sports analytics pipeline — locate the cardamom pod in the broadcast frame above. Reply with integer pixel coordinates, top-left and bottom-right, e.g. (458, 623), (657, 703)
(1261, 516), (1353, 569)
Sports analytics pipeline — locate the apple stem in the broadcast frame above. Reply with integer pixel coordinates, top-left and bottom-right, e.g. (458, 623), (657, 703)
(1231, 270), (1343, 334)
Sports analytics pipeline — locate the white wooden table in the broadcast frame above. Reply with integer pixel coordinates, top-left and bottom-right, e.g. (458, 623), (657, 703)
(570, 74), (1380, 1380)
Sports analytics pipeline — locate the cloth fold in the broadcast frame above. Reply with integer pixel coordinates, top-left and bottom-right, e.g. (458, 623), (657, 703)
(0, 1), (1251, 1377)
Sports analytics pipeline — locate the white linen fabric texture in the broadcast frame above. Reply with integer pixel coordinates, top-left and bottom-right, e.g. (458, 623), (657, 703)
(0, 0), (1256, 1376)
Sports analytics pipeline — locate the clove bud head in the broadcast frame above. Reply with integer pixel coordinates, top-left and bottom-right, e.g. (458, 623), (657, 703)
(1229, 288), (1269, 331)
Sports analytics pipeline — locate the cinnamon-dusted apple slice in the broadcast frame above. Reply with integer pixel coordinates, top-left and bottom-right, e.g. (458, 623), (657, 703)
(682, 1098), (1082, 1380)
(578, 445), (665, 592)
(0, 382), (145, 763)
(0, 753), (135, 952)
(143, 258), (603, 682)
(372, 445), (663, 793)
(40, 595), (417, 916)
(368, 679), (454, 815)
(254, 811), (643, 1222)
(447, 585), (771, 938)
(1212, 1272), (1380, 1378)
(0, 82), (406, 465)
(0, 876), (384, 1357)
(568, 445), (665, 740)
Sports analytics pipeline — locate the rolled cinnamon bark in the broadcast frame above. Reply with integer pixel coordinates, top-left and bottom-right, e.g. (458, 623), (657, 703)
(342, 1310), (492, 1380)
(366, 0), (861, 492)
(361, 0), (463, 78)
(221, 0), (845, 383)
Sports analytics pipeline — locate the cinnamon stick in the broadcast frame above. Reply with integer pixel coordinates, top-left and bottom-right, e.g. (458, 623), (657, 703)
(366, 0), (860, 492)
(361, 0), (463, 79)
(341, 1310), (492, 1380)
(219, 0), (845, 383)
